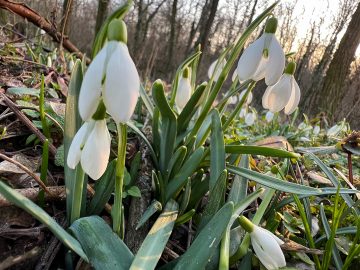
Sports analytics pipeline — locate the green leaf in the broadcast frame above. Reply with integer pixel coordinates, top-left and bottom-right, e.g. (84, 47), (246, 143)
(127, 121), (158, 168)
(129, 151), (141, 186)
(210, 109), (226, 189)
(69, 216), (133, 270)
(187, 170), (207, 210)
(225, 145), (300, 158)
(198, 170), (227, 231)
(136, 200), (163, 230)
(304, 152), (359, 214)
(177, 82), (207, 133)
(167, 146), (187, 181)
(130, 200), (178, 270)
(139, 84), (154, 117)
(228, 155), (249, 204)
(315, 226), (357, 244)
(8, 87), (39, 97)
(87, 159), (116, 215)
(152, 80), (177, 173)
(227, 165), (324, 195)
(127, 186), (141, 197)
(63, 59), (85, 221)
(55, 144), (65, 167)
(0, 181), (88, 261)
(166, 147), (204, 201)
(174, 202), (234, 270)
(92, 0), (132, 57)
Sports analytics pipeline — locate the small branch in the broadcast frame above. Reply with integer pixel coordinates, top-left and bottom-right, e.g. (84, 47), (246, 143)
(0, 246), (41, 270)
(0, 185), (65, 206)
(0, 153), (51, 194)
(0, 0), (90, 63)
(1, 93), (57, 156)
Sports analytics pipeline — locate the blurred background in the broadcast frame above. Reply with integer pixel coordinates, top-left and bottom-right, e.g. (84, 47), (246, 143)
(1, 0), (359, 128)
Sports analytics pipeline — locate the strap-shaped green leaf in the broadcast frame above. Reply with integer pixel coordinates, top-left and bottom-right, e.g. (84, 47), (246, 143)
(130, 200), (178, 270)
(0, 181), (88, 261)
(167, 146), (187, 182)
(174, 202), (234, 270)
(225, 145), (300, 158)
(166, 147), (204, 201)
(210, 109), (226, 189)
(69, 216), (133, 270)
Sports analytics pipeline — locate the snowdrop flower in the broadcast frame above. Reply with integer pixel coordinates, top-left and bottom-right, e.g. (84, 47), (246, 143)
(239, 108), (247, 118)
(208, 58), (227, 82)
(262, 62), (300, 114)
(237, 17), (285, 86)
(298, 122), (307, 130)
(265, 111), (274, 122)
(239, 216), (286, 270)
(239, 89), (253, 104)
(245, 112), (256, 126)
(67, 119), (111, 180)
(46, 56), (52, 68)
(79, 19), (140, 124)
(68, 58), (75, 71)
(175, 67), (192, 111)
(313, 125), (320, 135)
(228, 95), (238, 105)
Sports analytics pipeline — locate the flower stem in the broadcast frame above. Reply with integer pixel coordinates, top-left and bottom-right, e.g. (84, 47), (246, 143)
(113, 123), (127, 237)
(70, 166), (85, 223)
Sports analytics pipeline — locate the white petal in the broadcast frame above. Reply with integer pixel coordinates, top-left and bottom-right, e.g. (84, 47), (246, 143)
(175, 77), (192, 110)
(265, 36), (285, 86)
(265, 111), (274, 122)
(245, 112), (256, 126)
(284, 77), (301, 114)
(208, 59), (226, 81)
(252, 56), (268, 81)
(266, 74), (292, 112)
(313, 125), (320, 135)
(78, 45), (107, 121)
(103, 43), (140, 123)
(231, 69), (238, 82)
(81, 120), (111, 179)
(237, 35), (265, 82)
(239, 89), (253, 104)
(251, 227), (286, 269)
(239, 108), (246, 118)
(67, 121), (94, 169)
(262, 85), (274, 109)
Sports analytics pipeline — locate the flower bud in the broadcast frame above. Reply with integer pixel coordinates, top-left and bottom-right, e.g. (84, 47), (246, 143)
(107, 19), (127, 44)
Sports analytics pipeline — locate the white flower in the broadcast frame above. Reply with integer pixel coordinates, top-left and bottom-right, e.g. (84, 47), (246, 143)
(298, 122), (307, 130)
(47, 56), (52, 68)
(175, 68), (192, 111)
(208, 59), (227, 82)
(251, 226), (286, 270)
(231, 69), (238, 82)
(40, 29), (46, 35)
(239, 216), (286, 270)
(245, 112), (256, 126)
(237, 18), (285, 86)
(313, 125), (320, 135)
(327, 124), (341, 136)
(239, 108), (247, 118)
(262, 62), (300, 114)
(239, 89), (253, 105)
(228, 95), (238, 105)
(79, 40), (140, 123)
(265, 111), (274, 122)
(67, 119), (111, 180)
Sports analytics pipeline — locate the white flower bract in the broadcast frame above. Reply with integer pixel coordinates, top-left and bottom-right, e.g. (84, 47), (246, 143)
(237, 33), (285, 86)
(250, 226), (286, 270)
(262, 73), (300, 114)
(79, 41), (140, 123)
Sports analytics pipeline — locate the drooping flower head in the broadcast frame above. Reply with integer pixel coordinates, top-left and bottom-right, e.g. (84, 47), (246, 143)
(237, 17), (285, 86)
(208, 58), (227, 82)
(78, 19), (140, 124)
(175, 67), (192, 111)
(262, 61), (300, 114)
(238, 216), (286, 270)
(265, 111), (274, 122)
(67, 19), (139, 179)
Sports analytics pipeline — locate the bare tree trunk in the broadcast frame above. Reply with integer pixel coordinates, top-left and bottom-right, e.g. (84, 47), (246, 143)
(166, 0), (178, 71)
(246, 0), (258, 27)
(95, 0), (110, 35)
(304, 2), (360, 118)
(61, 0), (75, 36)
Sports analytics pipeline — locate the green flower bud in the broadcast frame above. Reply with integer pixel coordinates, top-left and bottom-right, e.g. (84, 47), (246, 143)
(284, 61), (296, 75)
(265, 17), (278, 34)
(107, 19), (127, 44)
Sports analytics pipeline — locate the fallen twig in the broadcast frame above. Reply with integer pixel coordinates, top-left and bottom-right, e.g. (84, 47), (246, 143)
(0, 246), (41, 270)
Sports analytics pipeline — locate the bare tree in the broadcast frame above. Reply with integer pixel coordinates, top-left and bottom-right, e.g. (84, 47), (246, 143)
(95, 0), (110, 34)
(165, 0), (178, 70)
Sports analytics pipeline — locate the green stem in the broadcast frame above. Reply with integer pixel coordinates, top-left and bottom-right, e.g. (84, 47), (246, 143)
(219, 229), (230, 270)
(38, 139), (49, 207)
(112, 123), (127, 237)
(40, 74), (50, 138)
(70, 166), (85, 223)
(293, 194), (321, 269)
